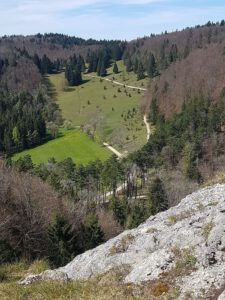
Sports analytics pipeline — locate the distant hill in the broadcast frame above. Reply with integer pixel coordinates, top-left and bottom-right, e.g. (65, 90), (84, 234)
(0, 34), (126, 93)
(122, 21), (225, 116)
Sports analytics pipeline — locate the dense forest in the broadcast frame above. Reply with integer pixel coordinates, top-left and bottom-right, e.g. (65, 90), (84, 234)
(0, 21), (225, 269)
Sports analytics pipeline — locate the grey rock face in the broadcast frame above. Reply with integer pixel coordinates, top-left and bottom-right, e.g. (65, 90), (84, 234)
(20, 184), (225, 298)
(218, 291), (225, 300)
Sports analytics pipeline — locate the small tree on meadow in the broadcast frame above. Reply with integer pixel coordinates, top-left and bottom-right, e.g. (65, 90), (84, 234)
(113, 62), (119, 74)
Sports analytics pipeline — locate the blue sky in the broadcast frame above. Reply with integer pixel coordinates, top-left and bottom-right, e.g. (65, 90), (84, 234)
(1, 0), (225, 40)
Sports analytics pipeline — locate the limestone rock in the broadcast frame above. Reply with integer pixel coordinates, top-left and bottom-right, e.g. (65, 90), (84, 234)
(20, 184), (225, 299)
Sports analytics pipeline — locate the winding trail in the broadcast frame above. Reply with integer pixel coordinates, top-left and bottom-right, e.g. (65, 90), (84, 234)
(83, 74), (151, 201)
(84, 74), (147, 91)
(143, 115), (151, 141)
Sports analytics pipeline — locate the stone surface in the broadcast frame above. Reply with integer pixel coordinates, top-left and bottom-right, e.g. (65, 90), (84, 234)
(20, 184), (225, 298)
(218, 291), (225, 300)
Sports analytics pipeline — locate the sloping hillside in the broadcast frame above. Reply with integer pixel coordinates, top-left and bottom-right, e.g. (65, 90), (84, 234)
(143, 42), (225, 118)
(21, 184), (225, 299)
(122, 22), (225, 117)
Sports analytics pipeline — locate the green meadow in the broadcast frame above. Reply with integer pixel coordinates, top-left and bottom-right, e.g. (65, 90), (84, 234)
(13, 129), (110, 165)
(49, 60), (148, 151)
(14, 61), (148, 164)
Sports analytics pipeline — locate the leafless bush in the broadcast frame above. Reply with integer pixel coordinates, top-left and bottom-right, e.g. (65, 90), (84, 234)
(0, 161), (63, 260)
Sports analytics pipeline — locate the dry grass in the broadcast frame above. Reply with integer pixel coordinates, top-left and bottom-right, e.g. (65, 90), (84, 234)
(203, 172), (225, 187)
(109, 234), (135, 255)
(158, 246), (197, 295)
(167, 210), (193, 225)
(0, 261), (179, 300)
(202, 222), (214, 240)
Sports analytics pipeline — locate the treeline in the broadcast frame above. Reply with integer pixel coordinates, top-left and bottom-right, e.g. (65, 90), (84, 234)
(16, 47), (61, 75)
(86, 43), (124, 76)
(0, 161), (105, 268)
(11, 153), (169, 230)
(123, 20), (225, 81)
(3, 154), (169, 268)
(34, 33), (127, 49)
(1, 154), (171, 268)
(0, 90), (60, 155)
(32, 53), (61, 74)
(65, 54), (85, 86)
(132, 98), (225, 181)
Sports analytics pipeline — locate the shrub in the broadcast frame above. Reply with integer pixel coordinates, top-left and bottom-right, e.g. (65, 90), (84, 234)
(110, 234), (135, 255)
(151, 281), (170, 296)
(202, 222), (214, 240)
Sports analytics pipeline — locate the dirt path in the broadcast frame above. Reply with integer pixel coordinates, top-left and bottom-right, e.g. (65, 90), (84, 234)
(143, 115), (151, 141)
(103, 142), (123, 158)
(84, 74), (147, 91)
(86, 75), (150, 201)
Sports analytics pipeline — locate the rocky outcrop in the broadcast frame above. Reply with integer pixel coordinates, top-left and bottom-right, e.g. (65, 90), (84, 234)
(20, 184), (225, 299)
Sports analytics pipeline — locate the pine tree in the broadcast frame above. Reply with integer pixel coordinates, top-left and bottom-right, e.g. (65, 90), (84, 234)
(169, 44), (178, 63)
(65, 63), (82, 86)
(127, 204), (146, 229)
(137, 62), (145, 80)
(33, 53), (41, 71)
(96, 58), (102, 76)
(133, 58), (139, 73)
(100, 63), (107, 77)
(113, 62), (119, 74)
(182, 143), (201, 181)
(147, 53), (157, 78)
(149, 98), (164, 125)
(47, 215), (78, 267)
(110, 197), (127, 226)
(148, 177), (168, 215)
(82, 214), (104, 250)
(126, 57), (133, 72)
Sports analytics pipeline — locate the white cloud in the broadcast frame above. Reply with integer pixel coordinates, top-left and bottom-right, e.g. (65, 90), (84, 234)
(0, 1), (225, 39)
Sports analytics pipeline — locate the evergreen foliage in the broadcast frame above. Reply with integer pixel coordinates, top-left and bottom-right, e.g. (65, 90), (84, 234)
(0, 91), (58, 155)
(148, 177), (168, 215)
(147, 53), (157, 78)
(132, 98), (225, 180)
(110, 197), (127, 226)
(82, 214), (104, 250)
(0, 239), (17, 264)
(47, 215), (78, 267)
(125, 57), (133, 72)
(65, 54), (83, 86)
(137, 62), (145, 80)
(113, 62), (119, 74)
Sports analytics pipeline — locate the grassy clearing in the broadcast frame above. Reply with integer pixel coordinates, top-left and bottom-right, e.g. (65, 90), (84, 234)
(49, 60), (148, 152)
(0, 261), (178, 300)
(106, 60), (149, 87)
(13, 129), (111, 165)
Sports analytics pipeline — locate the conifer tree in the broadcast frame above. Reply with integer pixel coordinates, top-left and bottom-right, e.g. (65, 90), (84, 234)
(137, 62), (145, 80)
(147, 53), (157, 78)
(100, 62), (107, 77)
(148, 177), (168, 215)
(113, 62), (119, 74)
(133, 58), (139, 73)
(126, 57), (133, 72)
(82, 214), (104, 250)
(47, 215), (78, 267)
